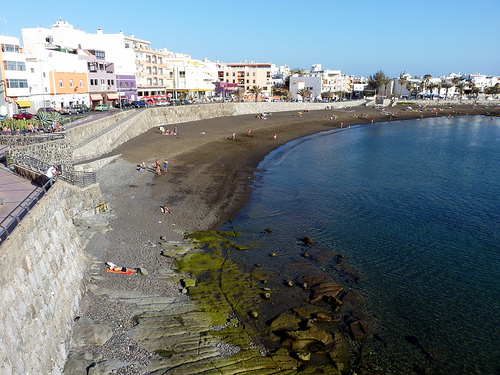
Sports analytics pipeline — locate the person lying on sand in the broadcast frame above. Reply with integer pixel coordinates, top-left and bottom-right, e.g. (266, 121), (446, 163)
(161, 204), (172, 213)
(106, 262), (140, 274)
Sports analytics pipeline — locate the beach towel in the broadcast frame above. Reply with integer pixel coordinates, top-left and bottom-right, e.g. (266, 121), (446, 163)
(107, 268), (136, 275)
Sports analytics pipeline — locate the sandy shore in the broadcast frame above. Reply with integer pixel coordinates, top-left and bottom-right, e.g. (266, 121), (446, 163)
(69, 103), (499, 374)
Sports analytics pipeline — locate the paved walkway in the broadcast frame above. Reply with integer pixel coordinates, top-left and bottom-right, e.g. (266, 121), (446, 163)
(0, 164), (41, 241)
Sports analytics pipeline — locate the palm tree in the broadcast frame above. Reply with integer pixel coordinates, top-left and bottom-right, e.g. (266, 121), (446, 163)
(422, 74), (432, 98)
(457, 82), (466, 101)
(452, 77), (460, 98)
(441, 83), (452, 99)
(232, 89), (245, 102)
(398, 77), (407, 97)
(291, 68), (306, 76)
(297, 88), (312, 102)
(406, 82), (414, 98)
(323, 90), (334, 102)
(427, 83), (436, 100)
(280, 88), (291, 102)
(249, 86), (263, 102)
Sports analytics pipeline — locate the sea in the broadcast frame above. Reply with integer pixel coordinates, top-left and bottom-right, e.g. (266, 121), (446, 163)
(220, 115), (500, 374)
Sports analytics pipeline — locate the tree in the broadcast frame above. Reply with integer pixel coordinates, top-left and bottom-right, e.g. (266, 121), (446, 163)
(406, 82), (414, 98)
(291, 68), (306, 76)
(398, 77), (407, 97)
(367, 70), (389, 96)
(457, 82), (466, 101)
(422, 74), (432, 98)
(232, 89), (245, 102)
(427, 83), (436, 100)
(323, 90), (335, 102)
(297, 88), (312, 102)
(281, 88), (291, 102)
(249, 86), (263, 102)
(441, 83), (452, 99)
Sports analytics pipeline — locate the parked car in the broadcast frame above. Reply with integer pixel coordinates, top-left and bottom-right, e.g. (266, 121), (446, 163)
(132, 101), (147, 108)
(60, 106), (78, 115)
(13, 111), (36, 120)
(93, 104), (109, 111)
(38, 107), (59, 114)
(0, 114), (6, 123)
(115, 101), (134, 109)
(156, 101), (169, 106)
(75, 104), (90, 113)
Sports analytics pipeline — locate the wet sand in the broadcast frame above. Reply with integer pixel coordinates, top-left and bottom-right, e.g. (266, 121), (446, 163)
(72, 103), (499, 374)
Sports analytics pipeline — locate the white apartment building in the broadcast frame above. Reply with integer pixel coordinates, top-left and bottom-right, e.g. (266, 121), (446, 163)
(308, 64), (351, 95)
(0, 36), (31, 117)
(289, 76), (322, 101)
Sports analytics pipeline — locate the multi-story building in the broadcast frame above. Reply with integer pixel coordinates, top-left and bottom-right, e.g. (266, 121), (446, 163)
(0, 36), (31, 117)
(217, 62), (273, 98)
(81, 49), (117, 108)
(289, 75), (322, 101)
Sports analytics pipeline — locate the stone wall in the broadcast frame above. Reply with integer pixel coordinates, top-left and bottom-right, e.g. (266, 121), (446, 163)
(71, 101), (365, 162)
(0, 181), (104, 374)
(5, 138), (75, 174)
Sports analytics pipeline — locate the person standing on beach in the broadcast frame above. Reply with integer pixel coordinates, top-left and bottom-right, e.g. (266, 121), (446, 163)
(155, 160), (161, 175)
(232, 132), (236, 141)
(163, 159), (168, 173)
(273, 133), (277, 140)
(248, 128), (251, 136)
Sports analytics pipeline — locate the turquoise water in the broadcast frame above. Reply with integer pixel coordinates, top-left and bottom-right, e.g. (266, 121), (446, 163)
(222, 116), (500, 374)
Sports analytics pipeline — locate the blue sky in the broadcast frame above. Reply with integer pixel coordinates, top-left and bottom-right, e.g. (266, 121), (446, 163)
(1, 0), (498, 78)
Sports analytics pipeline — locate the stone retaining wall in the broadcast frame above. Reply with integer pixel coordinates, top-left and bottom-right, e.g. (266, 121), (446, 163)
(5, 138), (75, 173)
(0, 182), (104, 374)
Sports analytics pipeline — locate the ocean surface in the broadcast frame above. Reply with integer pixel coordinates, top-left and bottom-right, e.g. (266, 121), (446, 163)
(221, 115), (500, 374)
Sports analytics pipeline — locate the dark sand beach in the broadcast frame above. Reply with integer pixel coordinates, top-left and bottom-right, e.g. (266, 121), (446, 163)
(69, 103), (499, 374)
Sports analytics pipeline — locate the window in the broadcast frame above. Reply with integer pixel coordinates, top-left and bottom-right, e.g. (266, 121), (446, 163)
(80, 80), (83, 87)
(125, 82), (129, 87)
(226, 72), (229, 76)
(88, 62), (97, 72)
(153, 78), (158, 85)
(159, 79), (163, 85)
(179, 71), (185, 78)
(4, 61), (26, 71)
(232, 80), (235, 83)
(232, 72), (235, 76)
(146, 67), (151, 75)
(246, 72), (249, 76)
(253, 80), (256, 83)
(69, 80), (73, 88)
(99, 63), (104, 71)
(152, 56), (157, 63)
(146, 56), (151, 63)
(158, 68), (163, 75)
(6, 79), (28, 88)
(158, 57), (162, 64)
(169, 71), (173, 78)
(2, 44), (20, 53)
(253, 72), (256, 76)
(247, 80), (249, 83)
(59, 79), (63, 88)
(153, 66), (157, 74)
(147, 78), (152, 85)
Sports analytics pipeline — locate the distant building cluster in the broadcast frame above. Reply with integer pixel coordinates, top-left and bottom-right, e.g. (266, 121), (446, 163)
(1, 19), (499, 117)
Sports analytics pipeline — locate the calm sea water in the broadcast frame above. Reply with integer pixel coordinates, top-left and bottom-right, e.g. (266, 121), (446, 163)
(222, 116), (500, 374)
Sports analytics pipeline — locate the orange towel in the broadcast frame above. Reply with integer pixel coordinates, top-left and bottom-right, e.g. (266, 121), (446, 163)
(107, 268), (135, 275)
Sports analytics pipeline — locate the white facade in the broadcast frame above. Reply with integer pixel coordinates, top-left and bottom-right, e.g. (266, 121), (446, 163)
(0, 36), (31, 116)
(290, 76), (322, 101)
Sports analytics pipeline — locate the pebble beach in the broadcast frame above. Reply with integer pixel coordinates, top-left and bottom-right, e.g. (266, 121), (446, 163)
(66, 102), (499, 374)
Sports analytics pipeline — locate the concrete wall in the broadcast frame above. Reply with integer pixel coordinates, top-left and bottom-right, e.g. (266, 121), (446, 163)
(0, 182), (104, 374)
(71, 101), (365, 162)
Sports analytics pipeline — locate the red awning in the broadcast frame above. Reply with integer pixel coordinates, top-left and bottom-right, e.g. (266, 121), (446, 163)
(90, 94), (103, 101)
(107, 93), (119, 100)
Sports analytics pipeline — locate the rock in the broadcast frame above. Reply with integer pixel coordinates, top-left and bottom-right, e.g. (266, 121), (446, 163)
(270, 252), (277, 257)
(249, 311), (259, 318)
(182, 278), (196, 287)
(284, 322), (333, 352)
(138, 267), (148, 276)
(181, 288), (188, 294)
(309, 282), (343, 306)
(285, 279), (294, 287)
(348, 320), (371, 341)
(71, 317), (113, 347)
(295, 352), (311, 361)
(302, 253), (310, 258)
(265, 228), (273, 233)
(301, 237), (313, 245)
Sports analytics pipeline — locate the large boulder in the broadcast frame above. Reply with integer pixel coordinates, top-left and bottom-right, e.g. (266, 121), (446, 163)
(71, 317), (113, 347)
(309, 281), (344, 305)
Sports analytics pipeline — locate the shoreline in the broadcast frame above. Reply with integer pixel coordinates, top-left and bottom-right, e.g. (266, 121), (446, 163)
(67, 103), (499, 374)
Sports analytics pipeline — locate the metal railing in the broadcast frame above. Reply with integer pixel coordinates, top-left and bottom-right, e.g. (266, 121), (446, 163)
(0, 177), (54, 245)
(11, 154), (97, 188)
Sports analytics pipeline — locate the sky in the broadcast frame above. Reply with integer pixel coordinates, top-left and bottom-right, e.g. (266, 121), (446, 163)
(1, 0), (499, 78)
